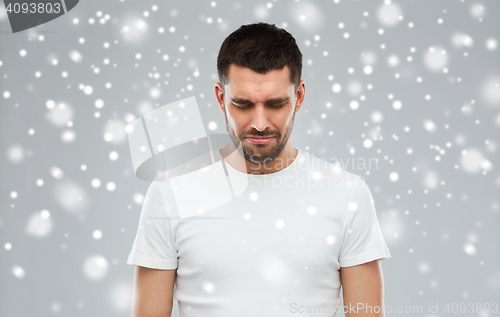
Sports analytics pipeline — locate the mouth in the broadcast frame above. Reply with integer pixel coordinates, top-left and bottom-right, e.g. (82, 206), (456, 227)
(246, 136), (275, 144)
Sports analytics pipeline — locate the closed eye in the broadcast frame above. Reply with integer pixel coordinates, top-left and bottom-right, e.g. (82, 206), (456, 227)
(232, 102), (249, 110)
(232, 101), (288, 110)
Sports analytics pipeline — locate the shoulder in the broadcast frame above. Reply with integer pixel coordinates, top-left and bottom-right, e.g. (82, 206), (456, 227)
(145, 180), (180, 218)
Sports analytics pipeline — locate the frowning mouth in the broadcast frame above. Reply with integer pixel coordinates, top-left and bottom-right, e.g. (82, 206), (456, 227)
(246, 136), (275, 144)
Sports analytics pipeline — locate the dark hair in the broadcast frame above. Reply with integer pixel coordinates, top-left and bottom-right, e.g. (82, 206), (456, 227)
(217, 22), (302, 92)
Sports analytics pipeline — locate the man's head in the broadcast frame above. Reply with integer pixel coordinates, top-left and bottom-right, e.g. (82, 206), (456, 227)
(217, 22), (303, 94)
(215, 22), (305, 166)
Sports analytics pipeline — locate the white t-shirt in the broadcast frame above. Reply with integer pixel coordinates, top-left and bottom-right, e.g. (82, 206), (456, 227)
(127, 148), (391, 317)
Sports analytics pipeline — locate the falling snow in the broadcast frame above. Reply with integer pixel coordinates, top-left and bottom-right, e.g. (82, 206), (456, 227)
(1, 0), (499, 316)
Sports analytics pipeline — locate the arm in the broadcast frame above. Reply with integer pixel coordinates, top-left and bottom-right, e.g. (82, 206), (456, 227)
(340, 259), (386, 317)
(131, 266), (176, 317)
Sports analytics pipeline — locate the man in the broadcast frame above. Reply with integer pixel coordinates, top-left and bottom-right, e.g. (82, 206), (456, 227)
(127, 22), (391, 317)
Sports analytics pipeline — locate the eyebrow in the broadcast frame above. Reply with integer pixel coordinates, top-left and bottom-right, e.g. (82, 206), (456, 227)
(230, 97), (290, 105)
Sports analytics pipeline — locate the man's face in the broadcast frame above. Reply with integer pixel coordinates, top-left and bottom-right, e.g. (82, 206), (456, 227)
(216, 64), (304, 165)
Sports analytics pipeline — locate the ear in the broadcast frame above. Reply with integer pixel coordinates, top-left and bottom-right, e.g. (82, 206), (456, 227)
(214, 82), (225, 114)
(294, 80), (305, 113)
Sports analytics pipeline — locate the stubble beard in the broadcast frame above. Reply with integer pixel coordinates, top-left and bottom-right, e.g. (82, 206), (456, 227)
(223, 104), (296, 167)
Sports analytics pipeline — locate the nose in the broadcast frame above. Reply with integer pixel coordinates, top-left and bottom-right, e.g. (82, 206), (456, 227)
(250, 105), (271, 133)
(251, 125), (267, 132)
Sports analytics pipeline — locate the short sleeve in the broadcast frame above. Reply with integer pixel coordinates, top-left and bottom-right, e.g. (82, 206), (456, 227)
(126, 181), (178, 270)
(338, 177), (391, 267)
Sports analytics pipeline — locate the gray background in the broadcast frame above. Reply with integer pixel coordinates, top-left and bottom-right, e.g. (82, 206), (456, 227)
(1, 0), (499, 316)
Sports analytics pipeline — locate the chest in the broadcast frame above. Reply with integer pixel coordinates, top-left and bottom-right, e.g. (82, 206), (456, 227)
(171, 190), (348, 291)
